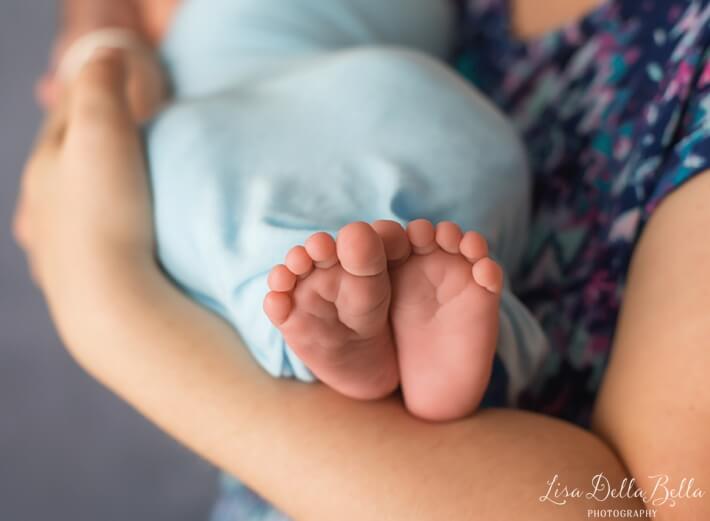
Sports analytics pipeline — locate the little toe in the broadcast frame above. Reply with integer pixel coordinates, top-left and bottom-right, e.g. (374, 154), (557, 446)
(472, 257), (504, 295)
(305, 232), (338, 269)
(372, 220), (411, 267)
(268, 264), (297, 292)
(407, 219), (437, 255)
(336, 222), (387, 277)
(435, 221), (463, 254)
(459, 231), (489, 263)
(285, 245), (314, 277)
(263, 291), (293, 325)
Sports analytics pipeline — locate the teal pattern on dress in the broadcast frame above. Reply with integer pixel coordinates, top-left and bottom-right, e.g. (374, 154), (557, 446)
(455, 0), (710, 424)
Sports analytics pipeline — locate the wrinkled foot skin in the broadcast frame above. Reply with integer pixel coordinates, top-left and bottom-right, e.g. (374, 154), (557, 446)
(264, 222), (400, 400)
(378, 219), (503, 421)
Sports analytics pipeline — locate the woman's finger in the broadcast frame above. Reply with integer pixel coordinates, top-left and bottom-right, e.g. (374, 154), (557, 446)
(18, 104), (69, 256)
(35, 74), (56, 109)
(32, 100), (69, 156)
(12, 196), (42, 287)
(64, 49), (148, 190)
(66, 49), (132, 135)
(11, 201), (30, 251)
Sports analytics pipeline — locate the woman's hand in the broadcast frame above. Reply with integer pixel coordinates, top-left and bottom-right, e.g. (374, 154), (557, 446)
(15, 52), (154, 293)
(38, 0), (167, 122)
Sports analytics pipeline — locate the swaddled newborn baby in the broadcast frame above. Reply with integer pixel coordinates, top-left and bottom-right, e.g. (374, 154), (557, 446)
(95, 0), (548, 421)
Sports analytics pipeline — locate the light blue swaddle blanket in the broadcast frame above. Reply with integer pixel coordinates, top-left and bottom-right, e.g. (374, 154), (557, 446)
(147, 0), (549, 518)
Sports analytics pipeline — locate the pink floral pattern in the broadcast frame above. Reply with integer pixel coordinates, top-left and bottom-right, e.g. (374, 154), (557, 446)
(456, 0), (710, 423)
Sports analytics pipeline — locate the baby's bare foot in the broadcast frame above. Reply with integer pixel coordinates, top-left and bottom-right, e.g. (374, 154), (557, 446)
(377, 219), (503, 421)
(263, 222), (399, 400)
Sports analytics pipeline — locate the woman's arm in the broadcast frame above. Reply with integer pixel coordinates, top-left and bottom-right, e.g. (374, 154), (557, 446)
(593, 172), (710, 520)
(16, 56), (646, 520)
(56, 249), (645, 520)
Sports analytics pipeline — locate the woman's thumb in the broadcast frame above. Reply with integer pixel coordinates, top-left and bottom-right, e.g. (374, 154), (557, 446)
(67, 49), (133, 133)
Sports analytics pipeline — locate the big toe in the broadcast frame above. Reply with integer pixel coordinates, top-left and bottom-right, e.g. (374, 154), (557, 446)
(336, 222), (387, 277)
(372, 220), (411, 267)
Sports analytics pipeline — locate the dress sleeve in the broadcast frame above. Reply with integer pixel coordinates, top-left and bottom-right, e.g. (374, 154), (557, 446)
(647, 46), (710, 216)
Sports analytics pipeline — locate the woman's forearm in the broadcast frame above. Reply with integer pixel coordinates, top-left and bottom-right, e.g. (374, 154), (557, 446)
(48, 258), (644, 520)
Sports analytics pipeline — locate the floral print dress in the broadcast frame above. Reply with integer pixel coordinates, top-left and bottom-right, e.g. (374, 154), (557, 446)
(456, 0), (710, 425)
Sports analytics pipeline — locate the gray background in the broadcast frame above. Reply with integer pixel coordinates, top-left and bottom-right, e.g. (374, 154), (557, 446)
(0, 2), (218, 520)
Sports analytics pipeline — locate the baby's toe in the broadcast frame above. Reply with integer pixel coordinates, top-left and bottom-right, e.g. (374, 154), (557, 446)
(305, 232), (338, 269)
(459, 230), (489, 263)
(286, 245), (314, 277)
(472, 257), (504, 295)
(407, 219), (437, 255)
(268, 264), (297, 292)
(372, 220), (411, 267)
(336, 222), (386, 277)
(263, 291), (293, 326)
(435, 221), (463, 254)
